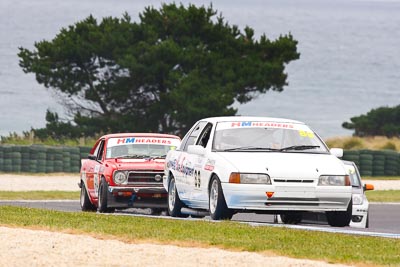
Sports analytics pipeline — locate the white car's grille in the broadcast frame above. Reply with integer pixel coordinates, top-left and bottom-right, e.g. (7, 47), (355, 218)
(273, 179), (314, 183)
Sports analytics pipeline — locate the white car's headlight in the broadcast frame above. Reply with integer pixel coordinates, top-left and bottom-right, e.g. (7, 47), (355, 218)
(352, 193), (364, 205)
(113, 171), (128, 185)
(229, 173), (271, 184)
(318, 175), (350, 186)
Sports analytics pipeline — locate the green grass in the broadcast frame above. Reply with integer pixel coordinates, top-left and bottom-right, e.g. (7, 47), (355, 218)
(0, 132), (97, 146)
(325, 136), (400, 151)
(363, 176), (400, 180)
(0, 191), (79, 200)
(366, 190), (400, 202)
(0, 206), (398, 266)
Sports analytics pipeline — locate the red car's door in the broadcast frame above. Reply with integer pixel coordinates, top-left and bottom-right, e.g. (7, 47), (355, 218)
(84, 139), (105, 199)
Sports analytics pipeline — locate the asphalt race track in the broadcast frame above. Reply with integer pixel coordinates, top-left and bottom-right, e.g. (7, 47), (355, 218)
(1, 200), (399, 238)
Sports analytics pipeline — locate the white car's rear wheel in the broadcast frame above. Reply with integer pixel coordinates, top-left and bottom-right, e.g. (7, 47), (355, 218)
(209, 176), (233, 220)
(280, 213), (302, 224)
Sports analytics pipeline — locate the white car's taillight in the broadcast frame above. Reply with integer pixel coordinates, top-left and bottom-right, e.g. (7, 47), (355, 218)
(113, 171), (128, 185)
(229, 173), (271, 184)
(318, 175), (350, 186)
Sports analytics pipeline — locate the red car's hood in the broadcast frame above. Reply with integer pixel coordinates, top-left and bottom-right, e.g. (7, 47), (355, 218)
(104, 158), (165, 171)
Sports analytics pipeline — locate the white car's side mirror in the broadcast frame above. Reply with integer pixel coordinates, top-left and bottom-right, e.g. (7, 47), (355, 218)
(187, 145), (206, 156)
(330, 148), (343, 158)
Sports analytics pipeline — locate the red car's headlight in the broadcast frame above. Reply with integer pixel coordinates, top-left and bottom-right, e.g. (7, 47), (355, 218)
(113, 171), (128, 185)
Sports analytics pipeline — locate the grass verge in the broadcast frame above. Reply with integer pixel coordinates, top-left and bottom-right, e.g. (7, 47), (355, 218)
(366, 190), (400, 202)
(0, 206), (399, 266)
(363, 176), (400, 180)
(0, 191), (79, 200)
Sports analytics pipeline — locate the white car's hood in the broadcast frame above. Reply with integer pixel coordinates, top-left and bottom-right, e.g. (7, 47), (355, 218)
(216, 152), (346, 179)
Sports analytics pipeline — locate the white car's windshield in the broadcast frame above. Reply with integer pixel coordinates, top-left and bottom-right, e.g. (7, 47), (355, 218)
(212, 121), (328, 153)
(106, 137), (179, 159)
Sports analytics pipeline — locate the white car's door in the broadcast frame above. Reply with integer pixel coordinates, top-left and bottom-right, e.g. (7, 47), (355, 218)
(174, 121), (208, 202)
(186, 123), (214, 209)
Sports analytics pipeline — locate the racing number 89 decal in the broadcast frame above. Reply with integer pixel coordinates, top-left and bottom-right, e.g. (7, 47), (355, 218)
(194, 170), (201, 188)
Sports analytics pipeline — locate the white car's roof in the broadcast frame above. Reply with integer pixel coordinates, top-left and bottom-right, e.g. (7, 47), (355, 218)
(199, 116), (305, 125)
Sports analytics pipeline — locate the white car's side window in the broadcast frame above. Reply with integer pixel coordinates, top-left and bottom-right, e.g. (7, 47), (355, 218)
(181, 121), (208, 152)
(196, 123), (213, 148)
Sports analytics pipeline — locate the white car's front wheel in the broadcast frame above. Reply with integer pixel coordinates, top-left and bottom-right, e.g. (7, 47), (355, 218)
(168, 176), (187, 217)
(209, 176), (233, 220)
(326, 200), (352, 227)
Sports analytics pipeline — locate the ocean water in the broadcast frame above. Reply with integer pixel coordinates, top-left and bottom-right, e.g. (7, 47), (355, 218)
(1, 0), (399, 139)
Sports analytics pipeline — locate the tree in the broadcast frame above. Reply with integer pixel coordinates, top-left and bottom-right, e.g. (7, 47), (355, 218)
(342, 105), (400, 137)
(19, 3), (299, 138)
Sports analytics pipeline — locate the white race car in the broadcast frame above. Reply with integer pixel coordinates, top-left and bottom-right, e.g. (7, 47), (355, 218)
(344, 160), (374, 228)
(164, 116), (353, 227)
(278, 160), (374, 228)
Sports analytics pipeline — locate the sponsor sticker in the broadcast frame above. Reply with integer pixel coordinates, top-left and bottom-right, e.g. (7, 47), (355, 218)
(204, 159), (215, 171)
(216, 121), (312, 132)
(108, 137), (180, 148)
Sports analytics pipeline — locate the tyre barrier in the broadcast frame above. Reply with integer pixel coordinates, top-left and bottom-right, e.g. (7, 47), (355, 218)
(343, 149), (400, 177)
(1, 145), (399, 175)
(0, 145), (91, 173)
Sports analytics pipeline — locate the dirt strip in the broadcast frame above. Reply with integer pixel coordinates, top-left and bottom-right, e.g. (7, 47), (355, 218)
(0, 226), (352, 267)
(0, 174), (395, 266)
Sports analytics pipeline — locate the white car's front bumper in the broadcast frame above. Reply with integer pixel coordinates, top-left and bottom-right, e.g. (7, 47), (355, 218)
(350, 201), (369, 228)
(222, 183), (352, 212)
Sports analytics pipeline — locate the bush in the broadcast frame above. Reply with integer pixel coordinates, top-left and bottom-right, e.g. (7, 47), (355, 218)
(342, 138), (364, 150)
(342, 105), (400, 137)
(380, 142), (397, 151)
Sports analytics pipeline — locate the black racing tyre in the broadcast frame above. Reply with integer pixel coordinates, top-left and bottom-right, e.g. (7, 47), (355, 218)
(80, 183), (96, 212)
(280, 213), (303, 224)
(373, 155), (385, 162)
(366, 214), (369, 228)
(149, 208), (165, 216)
(326, 200), (352, 227)
(342, 155), (360, 161)
(372, 166), (385, 172)
(167, 176), (188, 217)
(191, 214), (206, 219)
(360, 170), (373, 176)
(209, 176), (233, 220)
(373, 160), (385, 167)
(343, 150), (360, 156)
(97, 177), (115, 213)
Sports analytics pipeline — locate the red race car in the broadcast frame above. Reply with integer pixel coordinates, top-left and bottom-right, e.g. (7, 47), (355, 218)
(79, 133), (181, 214)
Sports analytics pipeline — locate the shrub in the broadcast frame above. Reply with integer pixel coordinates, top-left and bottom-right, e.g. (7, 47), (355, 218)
(380, 142), (397, 151)
(342, 138), (364, 150)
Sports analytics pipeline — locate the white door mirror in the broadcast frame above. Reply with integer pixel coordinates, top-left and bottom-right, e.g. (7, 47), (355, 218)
(187, 145), (206, 156)
(330, 148), (343, 158)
